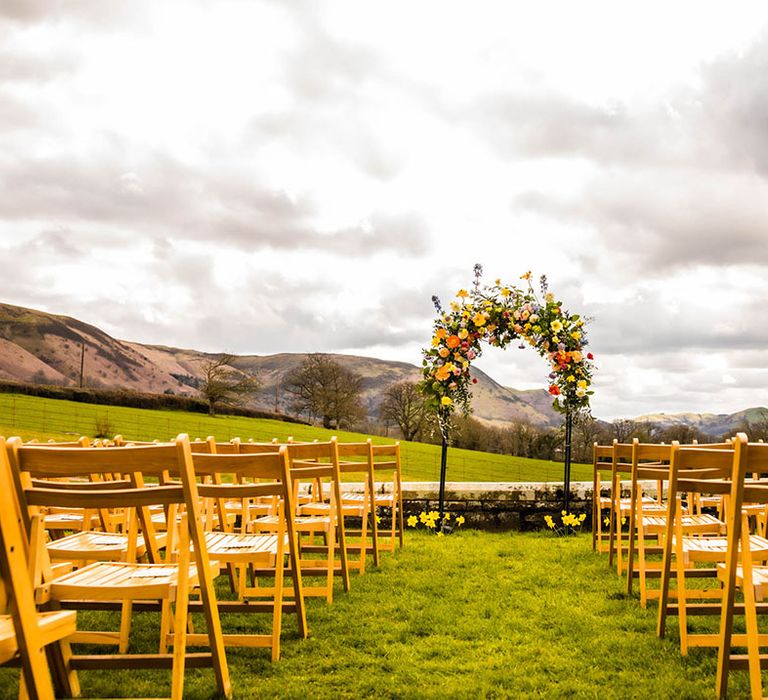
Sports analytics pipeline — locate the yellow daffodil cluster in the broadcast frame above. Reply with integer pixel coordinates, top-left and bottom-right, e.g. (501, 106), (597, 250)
(421, 266), (595, 429)
(407, 510), (465, 534)
(546, 510), (587, 535)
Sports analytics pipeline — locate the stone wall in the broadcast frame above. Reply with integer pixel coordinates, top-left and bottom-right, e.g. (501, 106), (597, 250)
(400, 481), (594, 530)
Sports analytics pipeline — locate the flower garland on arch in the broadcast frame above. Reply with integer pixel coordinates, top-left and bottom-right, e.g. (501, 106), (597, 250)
(420, 265), (595, 436)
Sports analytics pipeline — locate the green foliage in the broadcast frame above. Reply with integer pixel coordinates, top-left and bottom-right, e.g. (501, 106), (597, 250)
(0, 532), (749, 698)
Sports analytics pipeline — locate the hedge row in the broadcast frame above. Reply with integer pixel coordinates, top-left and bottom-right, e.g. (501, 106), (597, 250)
(0, 380), (309, 425)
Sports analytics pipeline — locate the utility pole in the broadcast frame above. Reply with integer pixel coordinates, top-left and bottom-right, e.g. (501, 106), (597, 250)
(79, 342), (85, 388)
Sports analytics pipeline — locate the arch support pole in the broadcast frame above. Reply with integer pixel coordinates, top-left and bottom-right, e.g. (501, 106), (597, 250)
(563, 409), (573, 515)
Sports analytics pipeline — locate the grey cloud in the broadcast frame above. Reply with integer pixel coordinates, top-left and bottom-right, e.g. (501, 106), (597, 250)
(0, 0), (135, 27)
(0, 154), (430, 255)
(588, 292), (768, 357)
(0, 48), (77, 84)
(515, 169), (768, 269)
(700, 31), (768, 174)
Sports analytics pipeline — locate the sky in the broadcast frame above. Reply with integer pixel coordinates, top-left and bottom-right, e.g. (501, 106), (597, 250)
(1, 0), (768, 421)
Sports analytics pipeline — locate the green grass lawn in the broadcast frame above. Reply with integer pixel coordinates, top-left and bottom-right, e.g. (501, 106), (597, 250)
(0, 393), (590, 482)
(0, 531), (751, 699)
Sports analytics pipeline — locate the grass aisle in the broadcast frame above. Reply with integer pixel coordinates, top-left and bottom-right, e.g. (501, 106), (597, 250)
(1, 531), (747, 698)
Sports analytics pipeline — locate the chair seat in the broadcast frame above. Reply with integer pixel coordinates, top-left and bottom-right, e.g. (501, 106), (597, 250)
(341, 493), (396, 507)
(252, 514), (330, 533)
(46, 530), (166, 561)
(48, 560), (218, 601)
(0, 610), (77, 665)
(203, 531), (283, 564)
(299, 502), (363, 517)
(717, 564), (768, 601)
(643, 513), (723, 536)
(675, 535), (768, 563)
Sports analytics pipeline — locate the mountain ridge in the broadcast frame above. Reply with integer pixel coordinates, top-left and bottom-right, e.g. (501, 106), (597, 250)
(0, 300), (764, 435)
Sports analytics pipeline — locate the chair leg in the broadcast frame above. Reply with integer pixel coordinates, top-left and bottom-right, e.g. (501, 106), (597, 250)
(119, 601), (133, 653)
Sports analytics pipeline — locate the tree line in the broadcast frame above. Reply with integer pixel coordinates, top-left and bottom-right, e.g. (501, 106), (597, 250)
(199, 353), (768, 464)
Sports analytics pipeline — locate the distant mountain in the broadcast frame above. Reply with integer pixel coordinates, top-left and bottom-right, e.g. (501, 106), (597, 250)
(0, 302), (562, 428)
(634, 407), (768, 437)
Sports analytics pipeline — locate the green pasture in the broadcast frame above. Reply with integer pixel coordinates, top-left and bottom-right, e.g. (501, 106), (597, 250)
(0, 393), (590, 482)
(0, 531), (749, 699)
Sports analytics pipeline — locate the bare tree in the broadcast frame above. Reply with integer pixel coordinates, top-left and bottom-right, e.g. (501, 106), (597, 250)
(284, 354), (365, 429)
(199, 354), (260, 416)
(379, 381), (431, 441)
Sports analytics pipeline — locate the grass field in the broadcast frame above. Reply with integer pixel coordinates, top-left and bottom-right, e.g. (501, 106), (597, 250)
(0, 531), (749, 699)
(0, 392), (591, 482)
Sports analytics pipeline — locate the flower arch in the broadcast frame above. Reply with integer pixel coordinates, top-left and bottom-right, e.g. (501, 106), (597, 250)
(420, 265), (596, 520)
(421, 265), (595, 433)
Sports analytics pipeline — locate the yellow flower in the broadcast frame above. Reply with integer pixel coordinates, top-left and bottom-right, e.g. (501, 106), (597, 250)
(520, 271), (532, 280)
(419, 512), (428, 523)
(437, 531), (444, 537)
(450, 301), (460, 312)
(604, 517), (610, 526)
(456, 516), (465, 526)
(458, 328), (468, 339)
(444, 512), (452, 521)
(441, 396), (452, 406)
(407, 515), (418, 527)
(500, 287), (511, 297)
(579, 514), (586, 521)
(431, 336), (440, 347)
(472, 312), (487, 327)
(571, 351), (583, 363)
(426, 518), (436, 529)
(551, 320), (563, 333)
(456, 289), (469, 298)
(567, 375), (575, 382)
(577, 379), (588, 390)
(571, 331), (581, 340)
(376, 515), (382, 524)
(435, 328), (447, 339)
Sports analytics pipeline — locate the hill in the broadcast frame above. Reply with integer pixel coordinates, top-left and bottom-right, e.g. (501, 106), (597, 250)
(0, 302), (561, 427)
(634, 407), (768, 437)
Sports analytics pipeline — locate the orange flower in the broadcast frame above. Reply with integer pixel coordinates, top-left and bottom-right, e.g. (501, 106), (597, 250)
(438, 347), (450, 358)
(548, 385), (561, 396)
(446, 335), (460, 349)
(456, 289), (469, 298)
(435, 365), (451, 381)
(520, 271), (532, 280)
(435, 328), (447, 340)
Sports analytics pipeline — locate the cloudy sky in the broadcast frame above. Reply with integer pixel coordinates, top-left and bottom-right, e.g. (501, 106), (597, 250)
(2, 1), (768, 420)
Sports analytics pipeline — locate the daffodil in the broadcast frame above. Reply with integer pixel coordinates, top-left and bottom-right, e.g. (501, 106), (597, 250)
(456, 516), (465, 526)
(407, 515), (418, 527)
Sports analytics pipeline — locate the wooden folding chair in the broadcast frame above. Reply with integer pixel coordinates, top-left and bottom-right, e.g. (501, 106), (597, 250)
(716, 436), (768, 699)
(336, 441), (379, 574)
(657, 439), (768, 655)
(624, 440), (673, 605)
(6, 434), (232, 700)
(250, 439), (351, 603)
(180, 443), (307, 661)
(591, 442), (614, 554)
(370, 442), (404, 553)
(0, 437), (79, 700)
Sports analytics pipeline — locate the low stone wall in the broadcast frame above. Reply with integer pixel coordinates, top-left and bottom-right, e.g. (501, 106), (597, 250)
(400, 481), (594, 530)
(328, 480), (622, 531)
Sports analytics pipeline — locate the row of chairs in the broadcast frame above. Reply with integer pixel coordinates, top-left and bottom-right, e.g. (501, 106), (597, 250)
(592, 434), (768, 699)
(0, 432), (404, 698)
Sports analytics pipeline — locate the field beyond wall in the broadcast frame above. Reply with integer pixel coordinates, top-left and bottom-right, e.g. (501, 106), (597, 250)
(0, 393), (590, 482)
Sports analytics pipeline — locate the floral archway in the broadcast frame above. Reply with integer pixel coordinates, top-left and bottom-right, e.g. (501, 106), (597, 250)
(420, 265), (596, 520)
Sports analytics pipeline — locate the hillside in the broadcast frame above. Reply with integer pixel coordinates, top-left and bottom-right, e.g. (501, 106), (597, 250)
(0, 302), (561, 427)
(634, 407), (768, 437)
